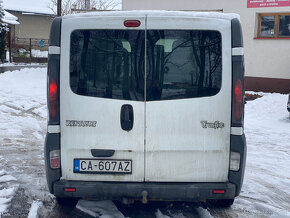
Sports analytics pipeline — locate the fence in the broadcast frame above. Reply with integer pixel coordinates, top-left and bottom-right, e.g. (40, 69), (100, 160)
(10, 38), (49, 63)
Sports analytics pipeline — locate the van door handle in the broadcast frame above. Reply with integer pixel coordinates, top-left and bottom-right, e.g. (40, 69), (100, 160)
(91, 149), (115, 157)
(120, 104), (134, 131)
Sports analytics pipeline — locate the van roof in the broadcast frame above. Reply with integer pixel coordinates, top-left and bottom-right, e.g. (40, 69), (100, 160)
(63, 10), (240, 21)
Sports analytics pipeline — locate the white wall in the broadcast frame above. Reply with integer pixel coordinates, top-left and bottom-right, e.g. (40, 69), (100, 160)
(123, 0), (290, 80)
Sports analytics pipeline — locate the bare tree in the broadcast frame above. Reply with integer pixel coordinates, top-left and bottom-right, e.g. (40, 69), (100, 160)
(48, 0), (121, 16)
(90, 0), (120, 10)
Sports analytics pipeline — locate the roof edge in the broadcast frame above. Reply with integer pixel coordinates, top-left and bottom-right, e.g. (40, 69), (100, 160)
(5, 9), (55, 17)
(63, 10), (240, 21)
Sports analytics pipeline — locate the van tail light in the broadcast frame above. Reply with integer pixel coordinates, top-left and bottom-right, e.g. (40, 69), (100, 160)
(50, 149), (60, 169)
(48, 77), (58, 121)
(234, 79), (243, 121)
(231, 48), (244, 127)
(124, 20), (141, 27)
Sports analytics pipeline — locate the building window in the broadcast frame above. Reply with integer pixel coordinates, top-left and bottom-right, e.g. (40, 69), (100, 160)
(258, 13), (290, 38)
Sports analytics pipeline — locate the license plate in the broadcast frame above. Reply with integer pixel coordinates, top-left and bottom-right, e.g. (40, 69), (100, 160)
(74, 159), (132, 174)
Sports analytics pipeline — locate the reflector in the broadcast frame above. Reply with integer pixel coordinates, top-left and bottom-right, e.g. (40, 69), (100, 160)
(50, 157), (60, 169)
(50, 150), (60, 169)
(213, 190), (225, 194)
(230, 152), (241, 171)
(64, 188), (76, 192)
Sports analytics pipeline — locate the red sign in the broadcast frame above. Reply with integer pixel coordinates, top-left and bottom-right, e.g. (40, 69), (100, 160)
(248, 0), (290, 8)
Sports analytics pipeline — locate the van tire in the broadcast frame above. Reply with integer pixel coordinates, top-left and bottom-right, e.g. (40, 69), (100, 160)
(208, 199), (234, 208)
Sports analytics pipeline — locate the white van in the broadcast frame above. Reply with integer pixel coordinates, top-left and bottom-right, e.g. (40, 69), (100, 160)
(45, 11), (246, 207)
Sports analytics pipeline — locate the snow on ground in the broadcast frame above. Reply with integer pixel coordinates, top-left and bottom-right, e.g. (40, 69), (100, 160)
(17, 49), (48, 58)
(0, 170), (17, 215)
(27, 200), (43, 218)
(0, 62), (44, 67)
(236, 93), (290, 217)
(0, 68), (48, 216)
(31, 50), (48, 58)
(210, 92), (290, 217)
(76, 200), (126, 217)
(0, 67), (289, 217)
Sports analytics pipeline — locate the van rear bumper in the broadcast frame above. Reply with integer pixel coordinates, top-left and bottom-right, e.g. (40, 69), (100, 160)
(54, 181), (236, 201)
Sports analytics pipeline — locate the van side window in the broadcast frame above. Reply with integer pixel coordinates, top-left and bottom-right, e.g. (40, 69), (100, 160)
(146, 30), (222, 101)
(70, 30), (145, 101)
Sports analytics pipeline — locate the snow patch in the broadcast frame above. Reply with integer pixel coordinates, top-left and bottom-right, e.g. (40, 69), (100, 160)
(32, 131), (43, 141)
(32, 105), (47, 118)
(0, 188), (16, 197)
(0, 68), (46, 102)
(3, 0), (54, 15)
(0, 170), (5, 177)
(0, 68), (47, 145)
(0, 198), (11, 213)
(76, 200), (125, 218)
(245, 91), (265, 96)
(15, 49), (48, 58)
(3, 10), (20, 25)
(0, 175), (17, 183)
(28, 200), (43, 218)
(0, 105), (21, 114)
(0, 62), (43, 67)
(155, 209), (170, 218)
(31, 50), (48, 58)
(0, 180), (16, 214)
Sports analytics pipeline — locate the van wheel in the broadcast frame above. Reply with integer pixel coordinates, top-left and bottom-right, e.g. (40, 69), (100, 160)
(208, 199), (234, 208)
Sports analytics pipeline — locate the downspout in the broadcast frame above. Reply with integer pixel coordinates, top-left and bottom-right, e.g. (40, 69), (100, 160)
(13, 25), (16, 62)
(8, 26), (12, 62)
(13, 25), (15, 49)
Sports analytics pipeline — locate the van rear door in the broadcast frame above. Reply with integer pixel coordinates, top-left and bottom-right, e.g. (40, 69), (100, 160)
(60, 15), (146, 182)
(145, 16), (232, 182)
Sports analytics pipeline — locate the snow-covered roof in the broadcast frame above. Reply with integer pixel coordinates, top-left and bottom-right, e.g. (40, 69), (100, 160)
(2, 10), (20, 25)
(63, 10), (240, 21)
(3, 0), (55, 16)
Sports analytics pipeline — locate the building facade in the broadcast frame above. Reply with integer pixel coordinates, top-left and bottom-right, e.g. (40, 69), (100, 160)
(4, 9), (54, 62)
(6, 10), (54, 40)
(123, 0), (290, 93)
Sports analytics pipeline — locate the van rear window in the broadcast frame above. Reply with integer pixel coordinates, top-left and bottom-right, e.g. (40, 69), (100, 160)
(70, 30), (145, 101)
(70, 30), (222, 101)
(146, 30), (222, 101)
